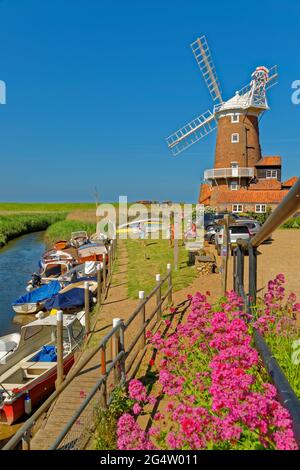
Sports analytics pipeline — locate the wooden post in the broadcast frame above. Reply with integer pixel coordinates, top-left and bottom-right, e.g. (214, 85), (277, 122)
(101, 346), (107, 408)
(221, 215), (230, 296)
(112, 318), (121, 384)
(56, 310), (64, 390)
(167, 263), (172, 305)
(174, 234), (178, 271)
(97, 263), (102, 305)
(119, 319), (126, 383)
(139, 291), (146, 349)
(103, 252), (107, 291)
(84, 281), (90, 336)
(21, 428), (32, 451)
(108, 245), (112, 278)
(156, 274), (162, 322)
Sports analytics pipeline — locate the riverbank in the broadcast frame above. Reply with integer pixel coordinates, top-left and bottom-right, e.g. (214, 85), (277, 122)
(44, 220), (96, 245)
(0, 213), (66, 248)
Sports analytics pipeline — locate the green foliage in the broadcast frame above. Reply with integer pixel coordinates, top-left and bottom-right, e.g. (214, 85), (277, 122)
(45, 220), (96, 244)
(0, 213), (66, 247)
(247, 206), (272, 225)
(281, 216), (300, 229)
(94, 386), (134, 450)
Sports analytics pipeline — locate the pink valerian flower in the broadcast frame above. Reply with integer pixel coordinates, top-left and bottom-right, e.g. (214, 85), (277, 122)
(117, 414), (156, 450)
(132, 403), (142, 415)
(117, 286), (298, 450)
(128, 379), (148, 402)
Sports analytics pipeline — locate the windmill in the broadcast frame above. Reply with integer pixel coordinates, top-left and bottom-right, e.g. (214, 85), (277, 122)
(166, 35), (278, 190)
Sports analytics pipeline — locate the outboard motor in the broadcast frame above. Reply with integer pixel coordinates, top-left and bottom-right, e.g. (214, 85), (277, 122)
(27, 272), (42, 290)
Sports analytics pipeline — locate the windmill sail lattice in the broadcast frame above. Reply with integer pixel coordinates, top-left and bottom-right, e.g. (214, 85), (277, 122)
(166, 110), (216, 156)
(190, 36), (223, 105)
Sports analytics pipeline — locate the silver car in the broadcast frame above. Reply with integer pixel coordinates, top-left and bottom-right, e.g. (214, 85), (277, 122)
(215, 224), (251, 255)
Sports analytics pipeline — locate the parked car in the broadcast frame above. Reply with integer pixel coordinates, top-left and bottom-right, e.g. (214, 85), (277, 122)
(215, 224), (251, 255)
(235, 219), (262, 237)
(204, 224), (218, 244)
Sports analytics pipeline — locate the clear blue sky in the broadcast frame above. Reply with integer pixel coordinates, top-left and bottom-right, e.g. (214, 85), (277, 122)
(0, 0), (299, 202)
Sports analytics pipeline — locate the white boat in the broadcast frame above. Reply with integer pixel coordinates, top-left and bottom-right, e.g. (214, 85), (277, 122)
(70, 231), (89, 248)
(0, 313), (85, 424)
(0, 333), (21, 365)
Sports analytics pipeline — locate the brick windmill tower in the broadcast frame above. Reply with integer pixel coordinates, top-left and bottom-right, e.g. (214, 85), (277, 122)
(165, 36), (295, 214)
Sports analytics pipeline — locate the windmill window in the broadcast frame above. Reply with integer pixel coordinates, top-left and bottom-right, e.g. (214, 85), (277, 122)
(231, 114), (239, 123)
(231, 133), (239, 143)
(266, 170), (277, 179)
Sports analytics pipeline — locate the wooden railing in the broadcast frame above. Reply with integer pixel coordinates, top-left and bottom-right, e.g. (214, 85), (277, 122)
(3, 259), (173, 450)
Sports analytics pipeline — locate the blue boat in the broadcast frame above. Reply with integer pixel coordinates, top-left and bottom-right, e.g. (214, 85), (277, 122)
(12, 281), (61, 314)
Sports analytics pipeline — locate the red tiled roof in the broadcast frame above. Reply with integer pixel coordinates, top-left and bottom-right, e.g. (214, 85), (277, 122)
(282, 176), (298, 187)
(255, 156), (281, 166)
(249, 179), (282, 190)
(199, 184), (211, 204)
(213, 188), (289, 204)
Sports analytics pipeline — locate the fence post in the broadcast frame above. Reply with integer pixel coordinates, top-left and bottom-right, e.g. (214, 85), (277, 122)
(248, 243), (257, 306)
(156, 274), (162, 322)
(233, 248), (237, 292)
(119, 319), (126, 384)
(167, 263), (172, 305)
(97, 263), (102, 305)
(21, 428), (32, 451)
(101, 346), (107, 408)
(112, 318), (121, 385)
(84, 281), (90, 336)
(236, 244), (244, 295)
(56, 310), (64, 390)
(139, 291), (146, 349)
(108, 245), (112, 278)
(103, 252), (107, 292)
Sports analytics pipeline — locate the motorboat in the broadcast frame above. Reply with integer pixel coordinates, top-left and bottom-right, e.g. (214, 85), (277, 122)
(0, 314), (84, 424)
(77, 242), (108, 264)
(70, 231), (89, 248)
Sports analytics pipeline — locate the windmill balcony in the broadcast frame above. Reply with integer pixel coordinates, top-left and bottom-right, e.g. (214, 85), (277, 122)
(204, 167), (254, 180)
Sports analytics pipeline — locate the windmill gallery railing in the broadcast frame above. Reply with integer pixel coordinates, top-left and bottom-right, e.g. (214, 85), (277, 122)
(233, 177), (300, 447)
(3, 263), (173, 450)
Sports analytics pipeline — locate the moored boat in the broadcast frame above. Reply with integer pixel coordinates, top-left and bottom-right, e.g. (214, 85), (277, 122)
(0, 314), (84, 424)
(12, 280), (61, 314)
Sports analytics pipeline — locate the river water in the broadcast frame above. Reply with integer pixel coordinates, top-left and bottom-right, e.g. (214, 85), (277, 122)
(0, 231), (46, 444)
(0, 232), (45, 336)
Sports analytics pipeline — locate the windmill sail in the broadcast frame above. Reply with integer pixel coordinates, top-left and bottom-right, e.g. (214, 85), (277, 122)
(191, 36), (223, 104)
(166, 110), (216, 156)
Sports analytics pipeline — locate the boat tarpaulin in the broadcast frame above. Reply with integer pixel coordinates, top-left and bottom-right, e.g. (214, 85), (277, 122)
(44, 287), (92, 310)
(12, 281), (61, 305)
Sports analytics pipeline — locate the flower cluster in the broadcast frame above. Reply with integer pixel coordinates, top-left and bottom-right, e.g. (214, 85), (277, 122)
(117, 285), (298, 450)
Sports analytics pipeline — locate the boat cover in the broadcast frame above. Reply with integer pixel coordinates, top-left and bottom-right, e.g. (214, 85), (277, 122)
(44, 287), (92, 310)
(12, 281), (61, 306)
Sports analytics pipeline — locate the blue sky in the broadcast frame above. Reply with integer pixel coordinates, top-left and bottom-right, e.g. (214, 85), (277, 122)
(0, 0), (299, 202)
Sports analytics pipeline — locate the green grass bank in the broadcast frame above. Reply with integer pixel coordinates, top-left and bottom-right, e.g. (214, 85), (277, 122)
(45, 220), (96, 245)
(0, 213), (66, 248)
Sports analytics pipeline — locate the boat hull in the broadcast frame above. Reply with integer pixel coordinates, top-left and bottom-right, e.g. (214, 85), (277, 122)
(0, 355), (74, 425)
(12, 302), (44, 314)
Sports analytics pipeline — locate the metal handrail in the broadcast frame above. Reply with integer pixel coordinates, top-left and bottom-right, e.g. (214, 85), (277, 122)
(233, 176), (300, 447)
(251, 178), (300, 247)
